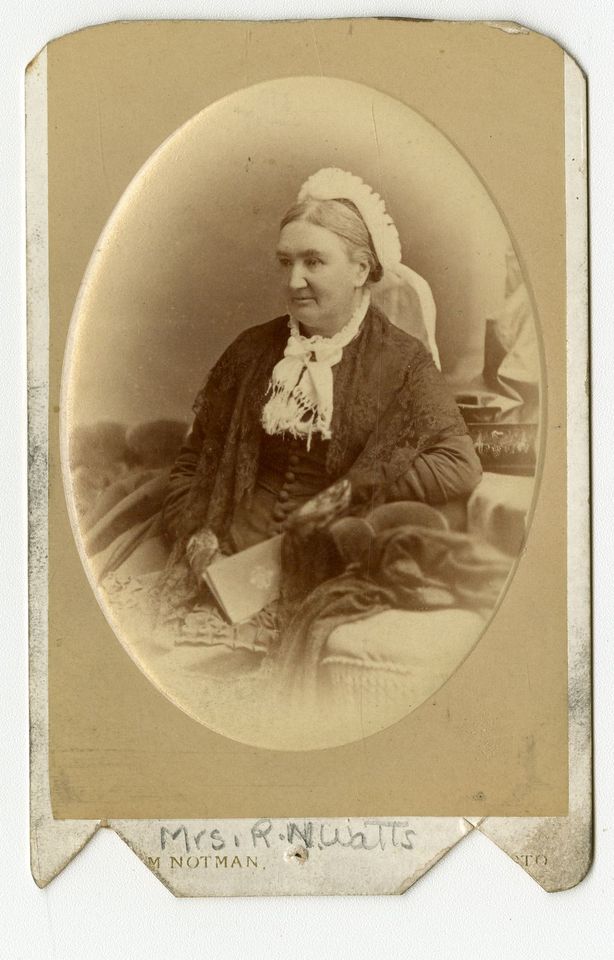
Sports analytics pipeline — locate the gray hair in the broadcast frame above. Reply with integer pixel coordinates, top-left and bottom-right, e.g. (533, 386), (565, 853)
(280, 197), (383, 283)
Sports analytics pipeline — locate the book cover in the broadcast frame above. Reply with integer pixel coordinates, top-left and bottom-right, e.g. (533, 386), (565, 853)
(203, 535), (283, 623)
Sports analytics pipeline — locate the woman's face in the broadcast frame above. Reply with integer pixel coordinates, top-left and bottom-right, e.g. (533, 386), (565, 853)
(276, 220), (369, 335)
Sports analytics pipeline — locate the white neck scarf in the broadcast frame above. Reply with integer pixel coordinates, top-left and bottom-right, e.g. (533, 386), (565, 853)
(261, 289), (370, 449)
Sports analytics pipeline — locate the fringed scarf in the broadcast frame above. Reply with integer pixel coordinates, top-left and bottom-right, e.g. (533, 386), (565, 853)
(261, 290), (370, 449)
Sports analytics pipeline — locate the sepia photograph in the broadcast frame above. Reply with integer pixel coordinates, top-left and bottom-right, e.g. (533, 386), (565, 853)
(62, 75), (541, 750)
(23, 13), (591, 904)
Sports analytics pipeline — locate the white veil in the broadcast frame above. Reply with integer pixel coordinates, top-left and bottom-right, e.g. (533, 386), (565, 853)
(298, 168), (441, 369)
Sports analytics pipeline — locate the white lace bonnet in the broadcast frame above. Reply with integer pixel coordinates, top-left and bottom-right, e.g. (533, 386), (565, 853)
(297, 168), (440, 368)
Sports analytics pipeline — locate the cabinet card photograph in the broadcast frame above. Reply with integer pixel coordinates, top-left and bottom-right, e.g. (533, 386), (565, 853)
(28, 18), (590, 895)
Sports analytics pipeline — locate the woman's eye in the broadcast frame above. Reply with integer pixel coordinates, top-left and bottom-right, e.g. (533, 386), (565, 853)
(305, 259), (321, 268)
(277, 258), (291, 268)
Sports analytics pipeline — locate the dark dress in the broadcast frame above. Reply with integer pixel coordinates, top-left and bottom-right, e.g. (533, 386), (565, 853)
(160, 303), (482, 558)
(98, 304), (487, 717)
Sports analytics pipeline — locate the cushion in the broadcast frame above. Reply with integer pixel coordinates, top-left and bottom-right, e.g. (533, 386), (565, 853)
(322, 607), (484, 697)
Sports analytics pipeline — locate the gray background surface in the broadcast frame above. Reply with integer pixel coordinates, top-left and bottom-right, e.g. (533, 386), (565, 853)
(67, 75), (511, 426)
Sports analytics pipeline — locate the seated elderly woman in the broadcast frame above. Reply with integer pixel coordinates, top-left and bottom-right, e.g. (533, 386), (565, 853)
(165, 172), (479, 547)
(94, 169), (509, 743)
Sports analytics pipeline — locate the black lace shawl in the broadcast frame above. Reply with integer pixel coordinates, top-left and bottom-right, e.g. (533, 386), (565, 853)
(174, 303), (470, 549)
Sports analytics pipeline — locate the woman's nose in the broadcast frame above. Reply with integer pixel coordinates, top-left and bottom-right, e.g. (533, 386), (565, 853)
(288, 263), (307, 289)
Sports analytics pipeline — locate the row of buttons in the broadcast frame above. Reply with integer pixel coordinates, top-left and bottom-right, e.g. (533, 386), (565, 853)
(268, 452), (301, 536)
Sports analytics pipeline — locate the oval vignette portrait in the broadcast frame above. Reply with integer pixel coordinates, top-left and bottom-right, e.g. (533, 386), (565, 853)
(61, 77), (542, 751)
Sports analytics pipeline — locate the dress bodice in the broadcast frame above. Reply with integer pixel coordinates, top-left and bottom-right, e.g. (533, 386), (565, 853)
(229, 429), (333, 550)
(257, 430), (330, 499)
(161, 305), (479, 549)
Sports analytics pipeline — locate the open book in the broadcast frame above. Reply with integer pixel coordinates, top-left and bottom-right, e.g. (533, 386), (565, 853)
(202, 535), (283, 624)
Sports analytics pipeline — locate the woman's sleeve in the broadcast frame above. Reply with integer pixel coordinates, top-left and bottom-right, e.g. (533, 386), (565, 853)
(385, 433), (482, 503)
(160, 417), (205, 541)
(348, 340), (482, 506)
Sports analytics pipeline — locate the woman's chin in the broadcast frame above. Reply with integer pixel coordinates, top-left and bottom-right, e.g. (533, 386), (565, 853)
(291, 298), (316, 311)
(290, 301), (321, 325)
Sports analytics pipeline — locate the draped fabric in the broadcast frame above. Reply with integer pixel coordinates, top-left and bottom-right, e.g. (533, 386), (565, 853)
(275, 515), (512, 693)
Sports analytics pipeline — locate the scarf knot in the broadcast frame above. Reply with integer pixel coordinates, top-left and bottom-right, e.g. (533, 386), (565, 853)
(261, 291), (370, 449)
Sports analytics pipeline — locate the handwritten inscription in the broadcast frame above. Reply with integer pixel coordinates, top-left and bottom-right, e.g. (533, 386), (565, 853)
(158, 819), (416, 856)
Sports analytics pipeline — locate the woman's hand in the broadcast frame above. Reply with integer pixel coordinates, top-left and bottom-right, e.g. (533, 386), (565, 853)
(185, 527), (221, 580)
(283, 477), (352, 539)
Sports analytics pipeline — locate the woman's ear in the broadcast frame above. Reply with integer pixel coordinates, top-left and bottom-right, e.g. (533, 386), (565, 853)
(353, 257), (371, 288)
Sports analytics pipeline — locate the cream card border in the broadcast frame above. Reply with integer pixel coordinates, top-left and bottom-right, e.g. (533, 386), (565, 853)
(27, 37), (590, 896)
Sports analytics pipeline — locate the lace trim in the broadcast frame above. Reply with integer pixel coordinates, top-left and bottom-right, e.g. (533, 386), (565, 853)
(261, 289), (370, 448)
